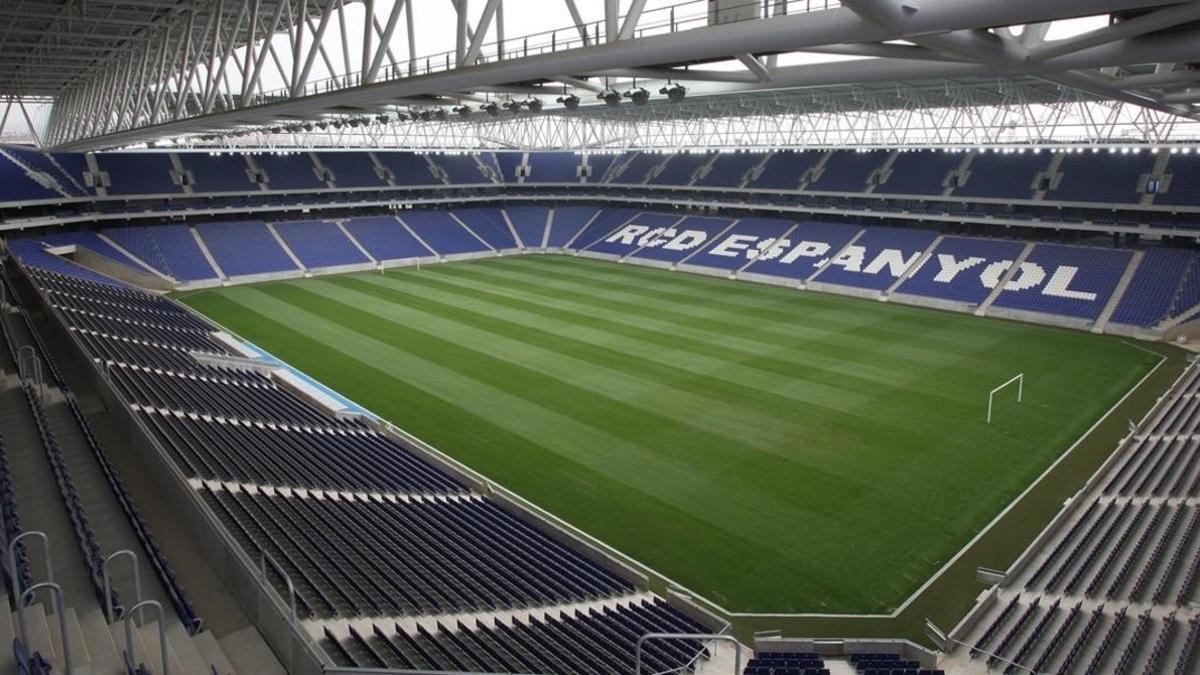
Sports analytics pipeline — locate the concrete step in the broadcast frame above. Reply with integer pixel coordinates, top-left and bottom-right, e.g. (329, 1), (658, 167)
(110, 619), (146, 670)
(0, 595), (16, 673)
(140, 621), (186, 675)
(218, 625), (286, 675)
(165, 620), (212, 675)
(47, 606), (92, 675)
(15, 602), (56, 663)
(78, 609), (123, 675)
(193, 630), (237, 675)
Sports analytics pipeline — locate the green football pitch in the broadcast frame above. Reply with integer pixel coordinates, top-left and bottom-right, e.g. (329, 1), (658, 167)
(178, 255), (1160, 615)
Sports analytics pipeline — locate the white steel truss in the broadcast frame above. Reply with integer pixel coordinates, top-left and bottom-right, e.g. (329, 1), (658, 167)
(1, 0), (1197, 151)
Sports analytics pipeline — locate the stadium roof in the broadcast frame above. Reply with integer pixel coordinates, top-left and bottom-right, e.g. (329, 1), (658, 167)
(2, 0), (1199, 151)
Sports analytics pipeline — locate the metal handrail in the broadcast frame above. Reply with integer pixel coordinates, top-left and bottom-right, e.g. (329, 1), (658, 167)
(634, 632), (742, 675)
(8, 530), (53, 596)
(18, 581), (70, 675)
(103, 549), (143, 623)
(125, 599), (168, 675)
(259, 547), (298, 625)
(17, 344), (41, 390)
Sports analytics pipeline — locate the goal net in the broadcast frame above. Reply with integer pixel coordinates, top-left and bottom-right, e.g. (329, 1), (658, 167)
(987, 373), (1024, 424)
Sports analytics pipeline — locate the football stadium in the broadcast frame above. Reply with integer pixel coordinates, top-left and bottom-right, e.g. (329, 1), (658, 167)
(0, 1), (1199, 674)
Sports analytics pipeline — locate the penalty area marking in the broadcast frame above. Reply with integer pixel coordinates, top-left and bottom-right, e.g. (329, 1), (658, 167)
(987, 373), (1024, 424)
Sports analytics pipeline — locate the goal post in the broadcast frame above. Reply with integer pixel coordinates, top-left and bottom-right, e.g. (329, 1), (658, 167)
(987, 373), (1024, 424)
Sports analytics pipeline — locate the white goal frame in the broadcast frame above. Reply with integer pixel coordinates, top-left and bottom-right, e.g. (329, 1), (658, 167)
(987, 373), (1024, 424)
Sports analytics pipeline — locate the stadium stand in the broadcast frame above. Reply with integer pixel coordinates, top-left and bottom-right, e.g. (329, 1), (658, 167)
(175, 151), (256, 193)
(570, 208), (640, 249)
(896, 236), (1027, 304)
(194, 220), (299, 276)
(1159, 153), (1200, 206)
(452, 207), (519, 250)
(526, 152), (581, 183)
(4, 145), (84, 196)
(343, 216), (435, 261)
(432, 153), (493, 184)
(505, 206), (550, 248)
(1110, 248), (1199, 327)
(629, 215), (735, 263)
(647, 151), (713, 185)
(102, 224), (219, 282)
(991, 244), (1133, 320)
(374, 151), (442, 185)
(741, 220), (862, 281)
(587, 212), (682, 256)
(877, 150), (961, 195)
(684, 216), (797, 271)
(316, 151), (389, 188)
(746, 150), (823, 190)
(951, 151), (1049, 199)
(694, 151), (767, 188)
(0, 150), (65, 201)
(495, 152), (523, 183)
(945, 364), (1200, 675)
(608, 151), (669, 184)
(1, 259), (720, 674)
(401, 210), (492, 255)
(1048, 151), (1156, 203)
(583, 153), (617, 182)
(545, 207), (599, 247)
(94, 152), (181, 195)
(811, 225), (939, 290)
(35, 230), (157, 274)
(254, 152), (326, 190)
(807, 150), (890, 192)
(273, 219), (371, 269)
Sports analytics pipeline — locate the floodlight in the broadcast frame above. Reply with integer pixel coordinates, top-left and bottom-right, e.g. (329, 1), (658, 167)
(624, 87), (650, 105)
(557, 94), (581, 110)
(659, 83), (687, 103)
(598, 89), (621, 107)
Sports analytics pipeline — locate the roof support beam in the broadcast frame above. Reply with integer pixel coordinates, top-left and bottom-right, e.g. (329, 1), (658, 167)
(736, 54), (772, 83)
(462, 0), (501, 67)
(367, 0), (407, 83)
(1027, 1), (1200, 63)
(618, 0), (649, 41)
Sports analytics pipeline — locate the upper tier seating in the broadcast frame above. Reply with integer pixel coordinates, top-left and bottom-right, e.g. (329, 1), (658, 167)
(495, 152), (523, 183)
(647, 151), (713, 186)
(747, 150), (823, 190)
(1160, 154), (1200, 206)
(255, 153), (326, 190)
(1048, 152), (1155, 204)
(583, 153), (616, 182)
(316, 152), (388, 188)
(505, 206), (550, 248)
(742, 220), (861, 280)
(95, 153), (181, 195)
(195, 220), (298, 276)
(812, 225), (939, 290)
(432, 154), (492, 184)
(102, 224), (218, 281)
(807, 150), (890, 192)
(745, 651), (829, 675)
(685, 216), (797, 271)
(0, 150), (66, 201)
(401, 210), (491, 255)
(526, 152), (581, 183)
(629, 215), (735, 263)
(373, 152), (441, 185)
(608, 151), (668, 184)
(452, 208), (517, 250)
(896, 236), (1026, 304)
(953, 151), (1049, 199)
(4, 145), (84, 196)
(694, 151), (766, 188)
(1110, 248), (1197, 327)
(342, 216), (433, 261)
(175, 152), (256, 193)
(273, 220), (370, 269)
(545, 207), (599, 247)
(991, 244), (1132, 319)
(877, 150), (961, 195)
